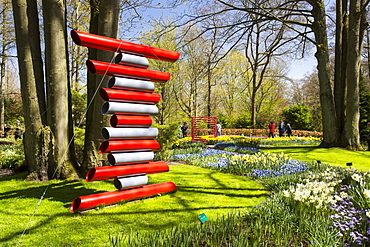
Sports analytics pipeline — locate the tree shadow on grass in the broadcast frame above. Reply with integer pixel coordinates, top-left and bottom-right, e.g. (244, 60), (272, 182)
(0, 210), (69, 244)
(0, 177), (267, 244)
(0, 171), (28, 181)
(0, 180), (107, 206)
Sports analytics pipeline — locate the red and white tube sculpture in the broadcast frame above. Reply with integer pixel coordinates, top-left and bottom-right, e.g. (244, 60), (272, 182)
(71, 30), (180, 62)
(70, 182), (177, 213)
(70, 30), (179, 212)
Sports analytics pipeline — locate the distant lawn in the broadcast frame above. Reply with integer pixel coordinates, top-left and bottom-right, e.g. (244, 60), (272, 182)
(261, 146), (370, 171)
(0, 164), (267, 247)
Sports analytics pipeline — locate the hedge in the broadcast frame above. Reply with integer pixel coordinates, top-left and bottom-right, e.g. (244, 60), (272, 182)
(192, 128), (323, 137)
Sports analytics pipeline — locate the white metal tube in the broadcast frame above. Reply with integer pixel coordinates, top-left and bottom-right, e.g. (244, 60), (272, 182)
(101, 102), (159, 115)
(115, 53), (149, 68)
(108, 77), (155, 92)
(102, 127), (158, 140)
(114, 174), (149, 190)
(108, 151), (155, 165)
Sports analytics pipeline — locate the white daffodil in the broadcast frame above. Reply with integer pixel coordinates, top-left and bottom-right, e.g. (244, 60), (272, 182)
(363, 189), (370, 199)
(352, 173), (362, 182)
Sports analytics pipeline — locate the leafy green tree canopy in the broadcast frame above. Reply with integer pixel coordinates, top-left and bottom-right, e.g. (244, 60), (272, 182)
(283, 104), (313, 131)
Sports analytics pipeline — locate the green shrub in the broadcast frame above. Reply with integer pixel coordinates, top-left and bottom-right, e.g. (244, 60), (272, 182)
(73, 127), (85, 163)
(0, 142), (25, 170)
(153, 123), (179, 160)
(283, 104), (313, 131)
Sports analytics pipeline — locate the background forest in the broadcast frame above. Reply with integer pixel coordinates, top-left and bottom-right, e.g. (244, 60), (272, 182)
(1, 0), (370, 180)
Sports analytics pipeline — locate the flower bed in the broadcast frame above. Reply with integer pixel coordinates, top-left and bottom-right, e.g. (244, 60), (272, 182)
(193, 128), (323, 137)
(174, 135), (322, 149)
(166, 146), (370, 246)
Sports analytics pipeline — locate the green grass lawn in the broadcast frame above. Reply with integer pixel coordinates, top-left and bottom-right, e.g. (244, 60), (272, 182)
(0, 165), (267, 247)
(261, 146), (370, 171)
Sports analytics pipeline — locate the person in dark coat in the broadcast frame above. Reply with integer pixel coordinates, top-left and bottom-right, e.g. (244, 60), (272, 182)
(286, 123), (293, 137)
(278, 121), (285, 137)
(181, 122), (188, 138)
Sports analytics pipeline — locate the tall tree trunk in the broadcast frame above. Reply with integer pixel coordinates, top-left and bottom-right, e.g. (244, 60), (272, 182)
(82, 0), (119, 173)
(251, 84), (257, 128)
(27, 0), (47, 124)
(12, 0), (50, 180)
(0, 0), (8, 133)
(42, 0), (78, 179)
(82, 0), (100, 174)
(0, 58), (5, 136)
(309, 0), (338, 147)
(344, 0), (365, 150)
(207, 65), (212, 116)
(334, 0), (347, 145)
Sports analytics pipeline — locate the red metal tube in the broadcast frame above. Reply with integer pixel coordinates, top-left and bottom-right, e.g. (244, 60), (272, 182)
(99, 139), (160, 153)
(70, 182), (177, 213)
(85, 161), (169, 182)
(87, 60), (171, 83)
(99, 88), (161, 104)
(110, 115), (153, 128)
(71, 30), (180, 63)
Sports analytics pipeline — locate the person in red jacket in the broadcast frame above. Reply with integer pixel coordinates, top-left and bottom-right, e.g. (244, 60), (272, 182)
(268, 122), (275, 138)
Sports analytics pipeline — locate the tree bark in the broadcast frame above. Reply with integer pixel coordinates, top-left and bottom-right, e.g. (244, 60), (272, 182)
(27, 0), (46, 124)
(309, 0), (338, 147)
(42, 0), (78, 179)
(82, 0), (120, 173)
(0, 0), (9, 133)
(344, 0), (365, 150)
(12, 0), (49, 180)
(334, 0), (347, 145)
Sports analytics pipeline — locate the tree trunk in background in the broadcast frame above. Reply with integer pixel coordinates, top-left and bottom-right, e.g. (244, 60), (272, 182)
(82, 0), (100, 174)
(82, 0), (119, 173)
(334, 0), (347, 145)
(0, 1), (8, 133)
(27, 0), (47, 124)
(344, 0), (365, 150)
(42, 0), (78, 179)
(309, 0), (338, 147)
(12, 0), (49, 180)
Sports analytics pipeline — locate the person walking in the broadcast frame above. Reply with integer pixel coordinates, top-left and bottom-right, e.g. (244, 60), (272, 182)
(181, 122), (188, 138)
(268, 122), (275, 138)
(14, 128), (22, 140)
(278, 121), (285, 137)
(216, 122), (222, 137)
(286, 123), (293, 137)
